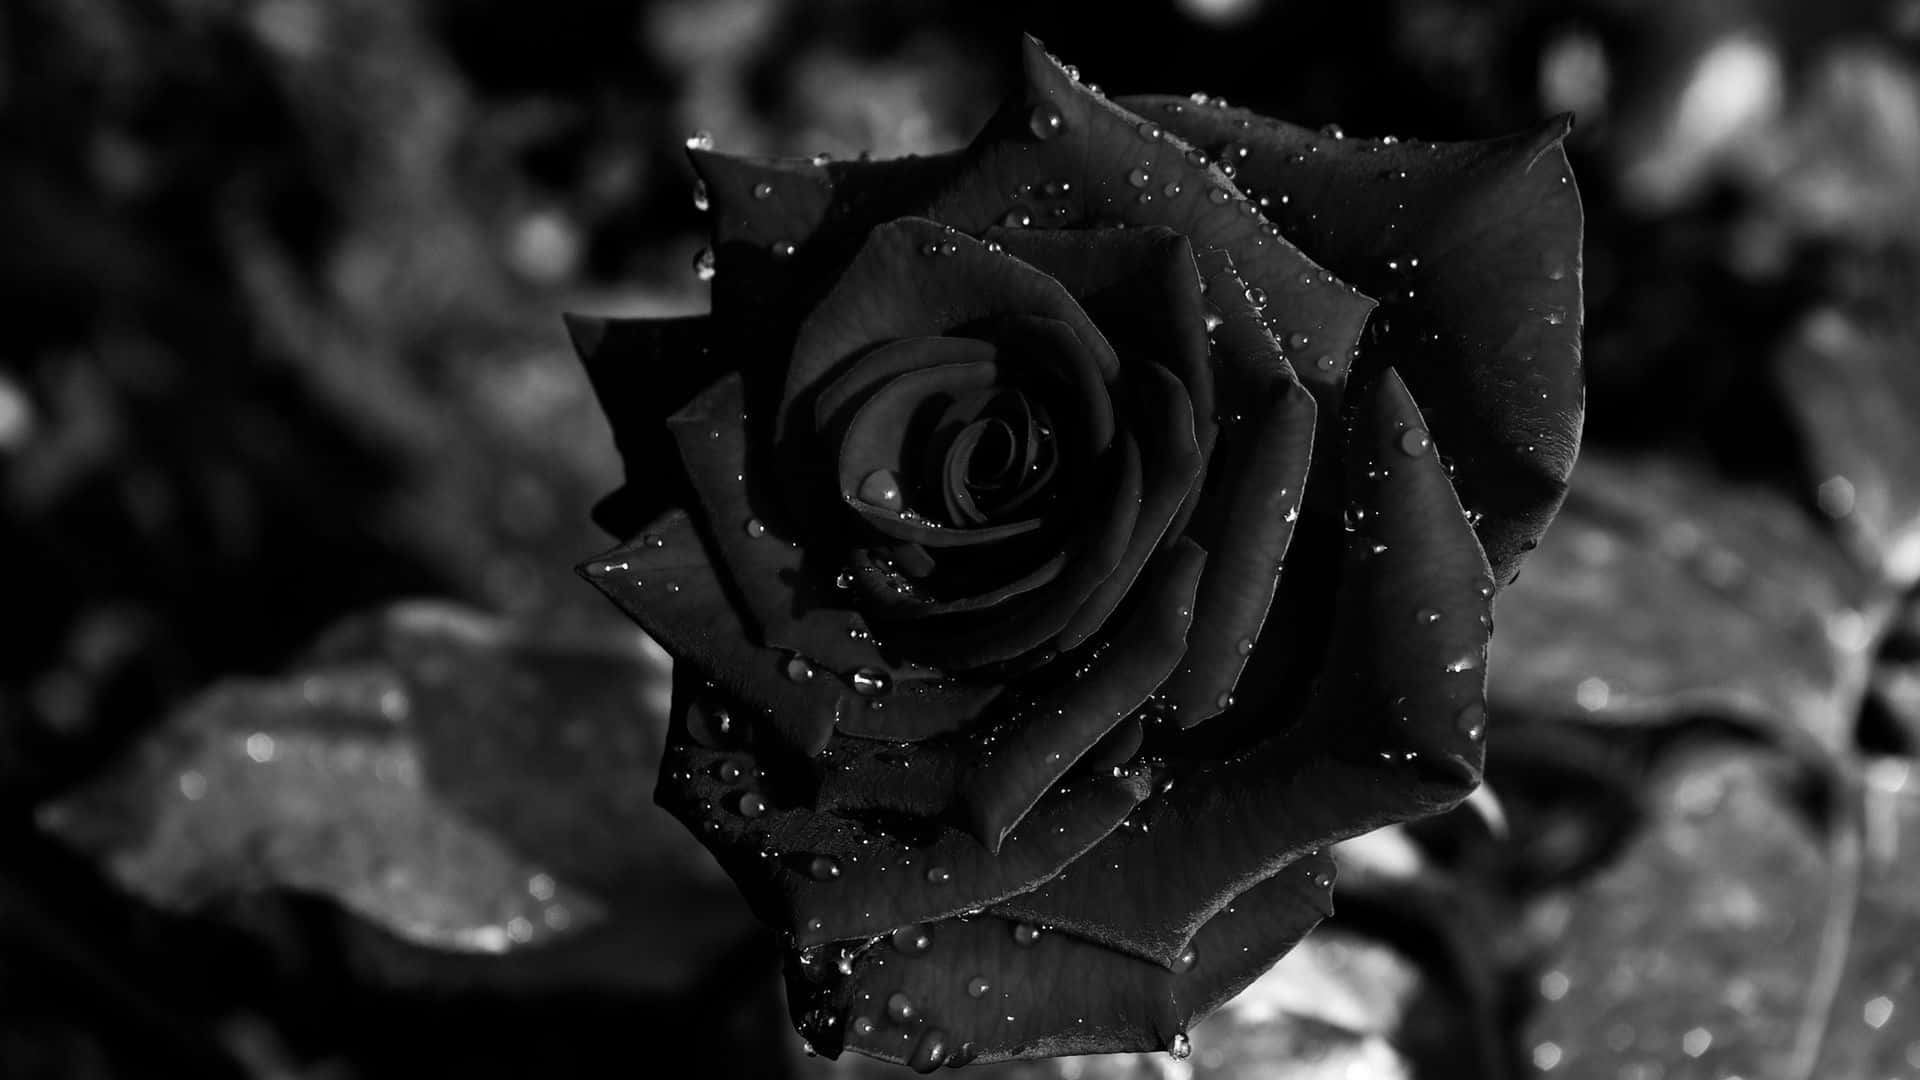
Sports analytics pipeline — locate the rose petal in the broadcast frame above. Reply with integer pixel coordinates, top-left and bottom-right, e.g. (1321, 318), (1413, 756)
(962, 539), (1208, 851)
(1125, 96), (1585, 584)
(786, 849), (1334, 1069)
(923, 36), (1372, 457)
(563, 314), (716, 537)
(1152, 250), (1318, 726)
(780, 219), (1120, 450)
(991, 369), (1492, 966)
(654, 673), (1150, 950)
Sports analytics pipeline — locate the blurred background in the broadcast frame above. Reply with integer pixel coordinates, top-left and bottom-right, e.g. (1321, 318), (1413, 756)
(4, 0), (1920, 1077)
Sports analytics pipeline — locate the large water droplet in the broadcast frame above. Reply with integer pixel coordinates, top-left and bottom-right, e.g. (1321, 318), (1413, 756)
(685, 130), (714, 151)
(1236, 638), (1255, 656)
(1168, 1033), (1193, 1060)
(891, 924), (932, 954)
(1455, 703), (1487, 740)
(738, 792), (768, 818)
(1289, 331), (1311, 350)
(886, 992), (917, 1022)
(808, 855), (842, 881)
(743, 518), (767, 538)
(835, 570), (856, 590)
(692, 247), (717, 281)
(966, 975), (992, 998)
(1397, 428), (1431, 457)
(1172, 946), (1197, 973)
(769, 240), (798, 260)
(858, 469), (905, 512)
(785, 655), (818, 683)
(691, 180), (710, 211)
(1206, 187), (1230, 205)
(1127, 167), (1151, 189)
(1417, 608), (1442, 626)
(926, 865), (952, 885)
(1012, 922), (1042, 947)
(1028, 104), (1064, 140)
(712, 760), (744, 783)
(752, 181), (774, 200)
(1136, 121), (1163, 141)
(908, 1029), (951, 1072)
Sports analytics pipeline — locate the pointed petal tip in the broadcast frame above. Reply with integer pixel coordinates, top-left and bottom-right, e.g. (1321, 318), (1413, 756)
(562, 312), (607, 359)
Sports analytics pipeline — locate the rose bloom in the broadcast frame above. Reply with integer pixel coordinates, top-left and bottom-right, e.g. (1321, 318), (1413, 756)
(572, 36), (1582, 1073)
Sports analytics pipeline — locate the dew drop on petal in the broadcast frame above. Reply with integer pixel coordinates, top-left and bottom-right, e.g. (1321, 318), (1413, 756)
(909, 1029), (951, 1072)
(1172, 946), (1197, 973)
(691, 180), (710, 211)
(808, 855), (842, 881)
(685, 130), (714, 151)
(1168, 1033), (1193, 1061)
(1002, 207), (1033, 228)
(1397, 428), (1431, 457)
(738, 792), (768, 818)
(1012, 922), (1042, 946)
(1417, 608), (1442, 626)
(1127, 167), (1151, 189)
(692, 246), (717, 281)
(1455, 703), (1487, 740)
(1206, 187), (1230, 204)
(785, 655), (818, 683)
(1289, 331), (1311, 350)
(1315, 354), (1337, 372)
(966, 976), (992, 998)
(769, 240), (798, 260)
(713, 760), (744, 783)
(850, 668), (891, 697)
(1444, 655), (1480, 674)
(858, 469), (905, 512)
(752, 181), (774, 200)
(744, 518), (767, 538)
(925, 865), (952, 885)
(1028, 104), (1064, 140)
(1236, 638), (1255, 656)
(835, 570), (856, 590)
(1137, 121), (1162, 141)
(891, 925), (933, 954)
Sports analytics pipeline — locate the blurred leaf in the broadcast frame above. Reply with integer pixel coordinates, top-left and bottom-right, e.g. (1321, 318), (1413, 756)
(1523, 745), (1920, 1080)
(39, 601), (752, 992)
(1776, 303), (1920, 589)
(1489, 451), (1879, 755)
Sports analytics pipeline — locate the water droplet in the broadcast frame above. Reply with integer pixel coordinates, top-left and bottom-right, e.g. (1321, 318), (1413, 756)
(1417, 608), (1442, 625)
(1215, 693), (1235, 709)
(1311, 866), (1335, 889)
(808, 855), (842, 881)
(691, 181), (710, 211)
(1545, 308), (1566, 326)
(692, 247), (717, 281)
(1162, 180), (1184, 198)
(738, 792), (768, 818)
(1455, 703), (1486, 740)
(1206, 187), (1230, 204)
(1172, 946), (1197, 973)
(1444, 655), (1479, 674)
(1289, 331), (1311, 350)
(750, 181), (774, 200)
(1321, 123), (1345, 139)
(1476, 581), (1494, 599)
(1001, 207), (1033, 228)
(713, 760), (744, 783)
(984, 240), (1004, 253)
(925, 865), (951, 885)
(908, 1029), (951, 1072)
(966, 975), (992, 998)
(1168, 1033), (1193, 1061)
(810, 151), (833, 166)
(1137, 121), (1162, 141)
(852, 1016), (877, 1037)
(858, 469), (904, 512)
(886, 992), (917, 1022)
(1028, 104), (1064, 140)
(1245, 286), (1268, 306)
(785, 655), (818, 683)
(1315, 354), (1336, 372)
(1397, 428), (1431, 456)
(1012, 922), (1042, 946)
(743, 518), (767, 538)
(891, 925), (932, 954)
(1236, 638), (1255, 656)
(685, 130), (714, 151)
(769, 240), (798, 260)
(1127, 167), (1151, 189)
(835, 570), (855, 590)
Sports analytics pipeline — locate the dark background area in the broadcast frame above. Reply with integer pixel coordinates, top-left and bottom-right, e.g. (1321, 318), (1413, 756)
(4, 0), (1920, 1077)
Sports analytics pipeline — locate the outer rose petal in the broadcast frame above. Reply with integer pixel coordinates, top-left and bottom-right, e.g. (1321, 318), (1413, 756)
(1123, 95), (1585, 583)
(654, 671), (1152, 951)
(991, 369), (1493, 967)
(787, 850), (1335, 1070)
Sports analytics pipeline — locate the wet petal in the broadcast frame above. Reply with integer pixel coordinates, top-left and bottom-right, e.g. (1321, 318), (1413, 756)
(1123, 97), (1585, 584)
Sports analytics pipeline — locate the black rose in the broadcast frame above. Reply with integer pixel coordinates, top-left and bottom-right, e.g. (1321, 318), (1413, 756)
(570, 36), (1583, 1072)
